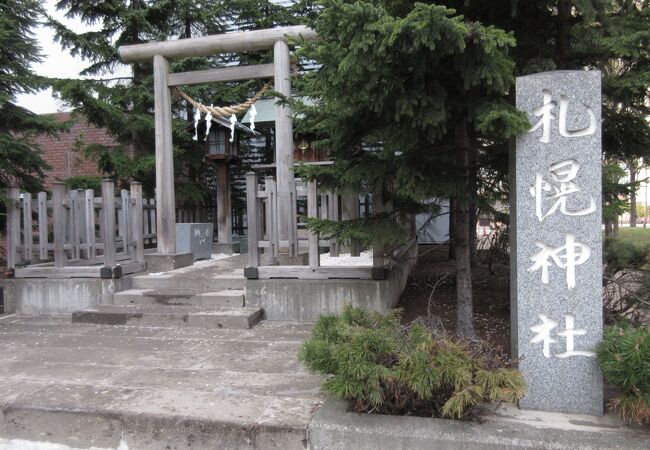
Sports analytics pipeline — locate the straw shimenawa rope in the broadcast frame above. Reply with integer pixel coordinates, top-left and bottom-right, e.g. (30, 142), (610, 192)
(173, 82), (273, 118)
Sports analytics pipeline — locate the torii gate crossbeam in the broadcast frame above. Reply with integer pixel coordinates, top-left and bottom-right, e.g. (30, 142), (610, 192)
(118, 26), (318, 257)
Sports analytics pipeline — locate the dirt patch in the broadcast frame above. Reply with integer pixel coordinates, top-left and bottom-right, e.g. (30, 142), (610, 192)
(397, 244), (512, 357)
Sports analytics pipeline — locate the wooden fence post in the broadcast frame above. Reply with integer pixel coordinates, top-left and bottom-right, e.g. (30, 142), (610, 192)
(37, 192), (48, 261)
(69, 190), (80, 260)
(246, 172), (260, 267)
(150, 198), (157, 245)
(328, 192), (340, 257)
(319, 194), (327, 221)
(264, 176), (277, 264)
(101, 178), (116, 267)
(307, 180), (320, 269)
(289, 177), (299, 257)
(373, 191), (386, 269)
(342, 194), (361, 257)
(22, 192), (33, 262)
(76, 190), (87, 258)
(5, 187), (20, 268)
(52, 182), (67, 268)
(269, 178), (278, 259)
(130, 182), (145, 263)
(85, 189), (96, 259)
(143, 199), (151, 244)
(120, 189), (130, 256)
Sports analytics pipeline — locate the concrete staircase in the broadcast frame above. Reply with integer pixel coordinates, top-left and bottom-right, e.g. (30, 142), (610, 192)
(72, 258), (263, 329)
(0, 315), (324, 450)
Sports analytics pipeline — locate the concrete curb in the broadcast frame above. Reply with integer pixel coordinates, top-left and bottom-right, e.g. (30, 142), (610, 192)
(1, 396), (309, 450)
(307, 400), (650, 450)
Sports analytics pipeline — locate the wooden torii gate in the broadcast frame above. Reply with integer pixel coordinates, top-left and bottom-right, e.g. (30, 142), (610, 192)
(118, 26), (318, 257)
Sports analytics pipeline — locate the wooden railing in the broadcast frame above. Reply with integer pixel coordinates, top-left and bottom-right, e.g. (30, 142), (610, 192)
(244, 172), (415, 280)
(5, 179), (146, 278)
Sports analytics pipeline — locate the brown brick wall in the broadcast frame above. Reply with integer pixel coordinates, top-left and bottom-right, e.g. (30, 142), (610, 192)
(33, 112), (119, 187)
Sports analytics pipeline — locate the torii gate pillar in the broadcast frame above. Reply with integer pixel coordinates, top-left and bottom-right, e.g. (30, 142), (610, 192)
(273, 40), (294, 252)
(153, 55), (177, 255)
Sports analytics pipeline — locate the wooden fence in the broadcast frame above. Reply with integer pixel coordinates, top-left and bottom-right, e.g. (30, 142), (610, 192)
(5, 179), (147, 278)
(245, 172), (416, 280)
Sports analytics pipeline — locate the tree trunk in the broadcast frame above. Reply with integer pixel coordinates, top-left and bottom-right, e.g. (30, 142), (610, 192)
(468, 146), (478, 267)
(557, 0), (572, 69)
(448, 197), (456, 260)
(469, 204), (477, 267)
(613, 215), (619, 237)
(455, 121), (475, 339)
(629, 162), (637, 227)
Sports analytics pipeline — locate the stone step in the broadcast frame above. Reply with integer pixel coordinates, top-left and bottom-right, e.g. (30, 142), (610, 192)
(113, 288), (246, 307)
(0, 380), (319, 450)
(0, 316), (323, 450)
(131, 273), (245, 290)
(72, 304), (263, 329)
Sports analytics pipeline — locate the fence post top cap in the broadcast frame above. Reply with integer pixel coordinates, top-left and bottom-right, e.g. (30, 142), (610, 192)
(130, 181), (142, 185)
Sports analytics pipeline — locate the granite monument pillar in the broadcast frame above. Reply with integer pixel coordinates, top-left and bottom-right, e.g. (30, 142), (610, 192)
(512, 70), (603, 415)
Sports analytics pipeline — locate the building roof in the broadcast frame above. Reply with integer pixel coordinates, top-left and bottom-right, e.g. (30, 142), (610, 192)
(240, 97), (315, 125)
(212, 115), (256, 134)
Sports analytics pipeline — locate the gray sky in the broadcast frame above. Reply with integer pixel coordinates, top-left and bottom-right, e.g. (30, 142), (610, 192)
(16, 1), (110, 114)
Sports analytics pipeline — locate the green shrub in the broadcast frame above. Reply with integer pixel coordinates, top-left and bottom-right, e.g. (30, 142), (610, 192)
(603, 238), (650, 277)
(298, 305), (525, 419)
(62, 175), (102, 195)
(597, 324), (650, 424)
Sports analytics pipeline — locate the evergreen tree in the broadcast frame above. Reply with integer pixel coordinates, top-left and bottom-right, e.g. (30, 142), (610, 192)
(298, 0), (650, 337)
(296, 0), (528, 338)
(597, 323), (650, 424)
(0, 0), (62, 200)
(450, 0), (650, 225)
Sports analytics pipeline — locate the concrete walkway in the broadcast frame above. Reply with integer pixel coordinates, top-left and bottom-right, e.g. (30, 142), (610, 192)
(309, 401), (650, 450)
(0, 314), (324, 449)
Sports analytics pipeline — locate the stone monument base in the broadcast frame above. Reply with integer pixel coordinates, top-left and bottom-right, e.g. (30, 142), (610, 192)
(144, 253), (193, 273)
(212, 242), (239, 255)
(176, 223), (213, 261)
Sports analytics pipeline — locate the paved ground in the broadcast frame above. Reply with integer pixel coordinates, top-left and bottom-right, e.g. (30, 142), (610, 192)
(0, 314), (325, 449)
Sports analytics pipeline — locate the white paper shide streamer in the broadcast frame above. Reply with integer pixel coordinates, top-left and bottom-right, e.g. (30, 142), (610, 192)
(204, 105), (213, 140)
(193, 109), (202, 141)
(229, 114), (237, 143)
(249, 104), (257, 131)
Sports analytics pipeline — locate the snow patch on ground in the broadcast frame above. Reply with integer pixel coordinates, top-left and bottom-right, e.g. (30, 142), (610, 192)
(0, 438), (120, 450)
(147, 253), (236, 275)
(194, 253), (234, 265)
(319, 250), (373, 267)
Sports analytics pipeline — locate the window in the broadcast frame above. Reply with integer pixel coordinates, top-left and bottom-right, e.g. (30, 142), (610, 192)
(208, 129), (227, 155)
